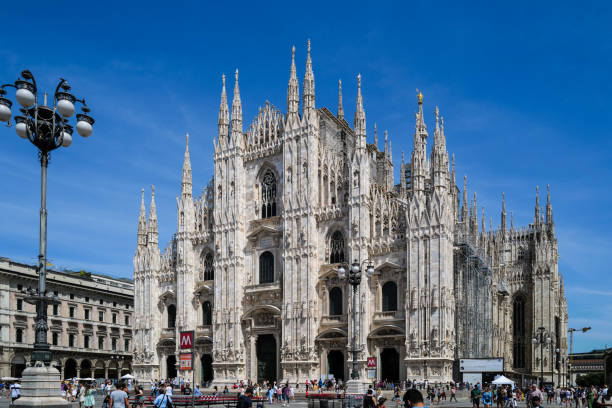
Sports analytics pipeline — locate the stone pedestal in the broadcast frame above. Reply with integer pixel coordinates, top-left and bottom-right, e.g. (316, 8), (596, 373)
(13, 363), (71, 408)
(345, 379), (367, 395)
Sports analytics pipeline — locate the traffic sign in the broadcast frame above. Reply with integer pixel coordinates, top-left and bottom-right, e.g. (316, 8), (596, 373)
(180, 331), (194, 349)
(367, 357), (377, 368)
(180, 353), (193, 370)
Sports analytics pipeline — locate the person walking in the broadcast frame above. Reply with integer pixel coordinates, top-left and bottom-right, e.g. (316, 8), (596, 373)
(110, 382), (130, 408)
(153, 388), (173, 408)
(450, 386), (457, 402)
(84, 384), (96, 408)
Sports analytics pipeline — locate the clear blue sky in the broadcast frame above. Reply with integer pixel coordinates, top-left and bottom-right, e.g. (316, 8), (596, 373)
(0, 1), (610, 353)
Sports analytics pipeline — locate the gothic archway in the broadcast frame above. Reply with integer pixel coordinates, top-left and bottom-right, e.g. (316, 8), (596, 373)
(513, 294), (527, 369)
(261, 169), (277, 218)
(202, 301), (212, 326)
(327, 350), (344, 381)
(201, 354), (213, 384)
(166, 355), (177, 379)
(167, 304), (176, 328)
(380, 348), (400, 382)
(329, 231), (345, 264)
(256, 334), (277, 383)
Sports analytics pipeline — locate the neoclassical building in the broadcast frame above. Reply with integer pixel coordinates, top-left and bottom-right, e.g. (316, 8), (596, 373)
(0, 257), (133, 380)
(132, 42), (568, 385)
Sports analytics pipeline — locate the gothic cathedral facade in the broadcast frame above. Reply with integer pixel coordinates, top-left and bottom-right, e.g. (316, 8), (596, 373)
(132, 42), (568, 385)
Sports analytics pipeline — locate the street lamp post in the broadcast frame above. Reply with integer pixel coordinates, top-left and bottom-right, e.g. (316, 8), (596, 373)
(1, 71), (93, 406)
(532, 327), (552, 388)
(568, 327), (591, 386)
(336, 259), (374, 392)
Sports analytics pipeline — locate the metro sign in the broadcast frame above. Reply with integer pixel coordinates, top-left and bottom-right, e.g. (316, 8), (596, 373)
(367, 357), (377, 368)
(180, 331), (194, 349)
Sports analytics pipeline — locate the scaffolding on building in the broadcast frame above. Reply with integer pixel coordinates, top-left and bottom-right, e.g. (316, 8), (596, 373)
(453, 227), (494, 360)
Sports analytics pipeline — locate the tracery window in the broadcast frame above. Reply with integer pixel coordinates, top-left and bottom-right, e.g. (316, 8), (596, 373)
(202, 301), (212, 326)
(329, 231), (345, 264)
(204, 253), (214, 281)
(259, 251), (274, 284)
(261, 170), (277, 218)
(329, 287), (343, 316)
(513, 295), (526, 369)
(382, 281), (398, 312)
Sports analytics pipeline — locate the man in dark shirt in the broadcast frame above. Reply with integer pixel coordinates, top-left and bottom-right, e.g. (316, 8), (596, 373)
(237, 387), (253, 408)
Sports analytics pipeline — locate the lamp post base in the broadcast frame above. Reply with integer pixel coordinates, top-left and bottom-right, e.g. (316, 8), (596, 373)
(12, 363), (71, 408)
(345, 379), (367, 395)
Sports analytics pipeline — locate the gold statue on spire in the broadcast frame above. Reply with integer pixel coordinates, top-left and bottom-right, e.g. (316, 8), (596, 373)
(416, 89), (423, 104)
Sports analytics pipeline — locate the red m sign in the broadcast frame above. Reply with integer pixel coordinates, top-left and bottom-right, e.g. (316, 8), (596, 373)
(180, 331), (194, 349)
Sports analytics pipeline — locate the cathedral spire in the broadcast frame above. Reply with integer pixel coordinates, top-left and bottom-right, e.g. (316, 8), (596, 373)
(181, 133), (192, 198)
(337, 79), (344, 121)
(411, 90), (428, 195)
(137, 188), (147, 247)
(511, 211), (515, 230)
(535, 185), (540, 227)
(501, 192), (507, 233)
(389, 140), (392, 162)
(546, 184), (553, 225)
(462, 175), (469, 226)
(218, 74), (229, 144)
(231, 69), (243, 142)
(481, 206), (486, 237)
(384, 129), (389, 156)
(354, 74), (366, 148)
(148, 185), (158, 246)
(374, 123), (378, 148)
(400, 151), (407, 197)
(302, 39), (315, 119)
(287, 46), (299, 116)
(451, 153), (456, 187)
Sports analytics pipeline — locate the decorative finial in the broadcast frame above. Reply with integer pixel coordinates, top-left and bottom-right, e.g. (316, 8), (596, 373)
(358, 73), (362, 89)
(416, 89), (423, 104)
(292, 45), (295, 59)
(374, 123), (378, 146)
(307, 39), (311, 53)
(222, 73), (226, 87)
(186, 133), (189, 145)
(235, 69), (239, 82)
(151, 185), (155, 195)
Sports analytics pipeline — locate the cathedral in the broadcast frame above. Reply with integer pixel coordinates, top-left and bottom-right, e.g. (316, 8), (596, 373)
(132, 42), (568, 386)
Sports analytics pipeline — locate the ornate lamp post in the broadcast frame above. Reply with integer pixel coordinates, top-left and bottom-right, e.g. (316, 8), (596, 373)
(1, 71), (93, 406)
(336, 259), (374, 392)
(532, 327), (552, 388)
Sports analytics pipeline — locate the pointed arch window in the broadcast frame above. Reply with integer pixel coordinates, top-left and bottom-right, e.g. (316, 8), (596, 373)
(259, 251), (274, 284)
(204, 253), (214, 281)
(382, 281), (398, 312)
(202, 301), (212, 326)
(261, 170), (277, 218)
(329, 231), (345, 264)
(167, 304), (176, 329)
(329, 287), (343, 316)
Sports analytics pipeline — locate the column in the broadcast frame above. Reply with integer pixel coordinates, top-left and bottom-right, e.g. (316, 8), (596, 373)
(376, 346), (381, 381)
(250, 335), (257, 380)
(104, 363), (109, 380)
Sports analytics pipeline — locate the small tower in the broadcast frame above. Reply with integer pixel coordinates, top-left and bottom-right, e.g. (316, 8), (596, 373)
(287, 46), (299, 117)
(354, 74), (366, 149)
(231, 69), (243, 145)
(148, 185), (158, 246)
(337, 79), (344, 121)
(137, 189), (147, 247)
(302, 39), (315, 120)
(410, 91), (428, 196)
(218, 74), (229, 147)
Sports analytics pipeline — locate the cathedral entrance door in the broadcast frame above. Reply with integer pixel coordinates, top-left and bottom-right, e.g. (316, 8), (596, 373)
(256, 334), (277, 383)
(327, 350), (344, 381)
(380, 348), (400, 382)
(166, 355), (177, 379)
(201, 354), (213, 384)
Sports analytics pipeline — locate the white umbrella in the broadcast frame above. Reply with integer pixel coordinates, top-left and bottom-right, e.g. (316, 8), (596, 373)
(491, 375), (514, 386)
(121, 374), (135, 379)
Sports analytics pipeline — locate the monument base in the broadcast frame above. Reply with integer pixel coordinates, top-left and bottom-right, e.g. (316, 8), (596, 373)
(345, 379), (367, 395)
(13, 363), (71, 408)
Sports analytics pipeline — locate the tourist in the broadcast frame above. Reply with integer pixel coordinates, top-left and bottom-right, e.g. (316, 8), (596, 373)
(84, 383), (96, 408)
(483, 386), (493, 408)
(153, 388), (173, 408)
(10, 380), (21, 403)
(165, 381), (173, 396)
(109, 382), (130, 408)
(134, 385), (145, 408)
(79, 383), (87, 408)
(403, 388), (427, 408)
(237, 387), (254, 408)
(450, 386), (457, 402)
(472, 384), (482, 408)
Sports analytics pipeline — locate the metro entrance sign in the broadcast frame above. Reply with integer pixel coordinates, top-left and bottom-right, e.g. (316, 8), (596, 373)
(180, 353), (193, 370)
(367, 357), (377, 368)
(180, 331), (194, 349)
